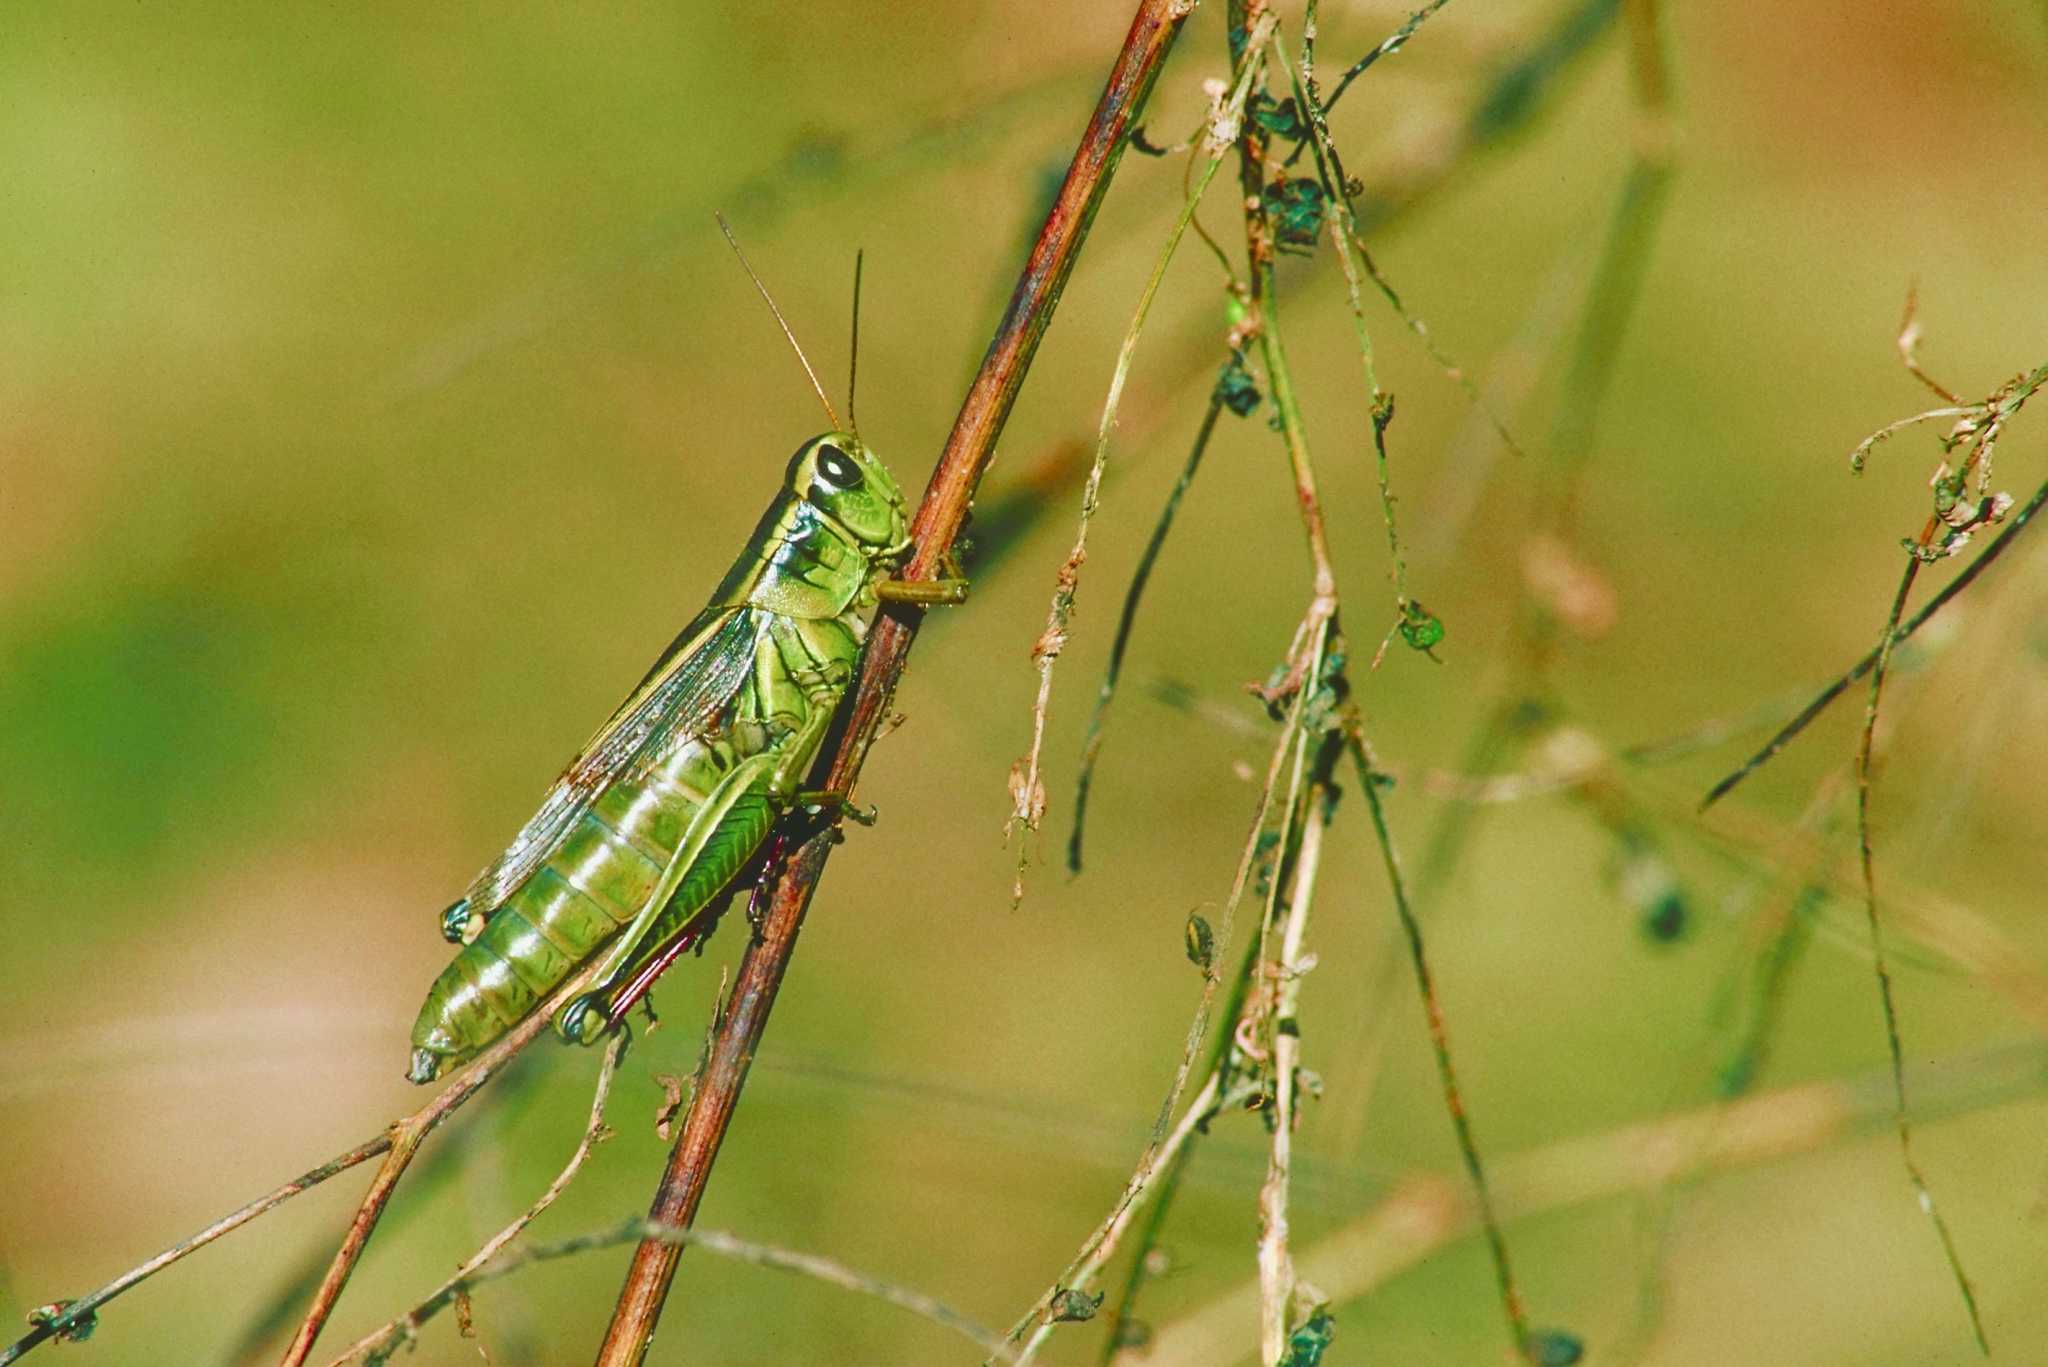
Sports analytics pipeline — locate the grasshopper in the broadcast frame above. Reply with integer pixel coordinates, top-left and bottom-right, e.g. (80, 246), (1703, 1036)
(407, 222), (962, 1084)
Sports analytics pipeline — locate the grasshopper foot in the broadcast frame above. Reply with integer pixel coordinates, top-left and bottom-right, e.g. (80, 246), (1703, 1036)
(555, 992), (613, 1046)
(792, 789), (878, 826)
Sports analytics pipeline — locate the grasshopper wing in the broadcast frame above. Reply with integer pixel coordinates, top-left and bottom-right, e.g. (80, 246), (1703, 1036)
(457, 605), (767, 915)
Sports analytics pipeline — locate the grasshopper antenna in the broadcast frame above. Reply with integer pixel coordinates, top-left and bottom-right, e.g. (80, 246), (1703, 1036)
(847, 249), (863, 438)
(714, 211), (842, 431)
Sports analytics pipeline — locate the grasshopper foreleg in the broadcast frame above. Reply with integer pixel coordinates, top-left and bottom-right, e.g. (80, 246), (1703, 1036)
(874, 577), (969, 606)
(874, 548), (969, 606)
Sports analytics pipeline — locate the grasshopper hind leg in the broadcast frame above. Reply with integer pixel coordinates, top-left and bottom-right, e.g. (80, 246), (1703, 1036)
(553, 618), (848, 1047)
(594, 832), (785, 1033)
(552, 752), (783, 1046)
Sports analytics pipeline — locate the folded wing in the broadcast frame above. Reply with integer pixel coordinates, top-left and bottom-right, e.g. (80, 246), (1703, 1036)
(457, 606), (766, 915)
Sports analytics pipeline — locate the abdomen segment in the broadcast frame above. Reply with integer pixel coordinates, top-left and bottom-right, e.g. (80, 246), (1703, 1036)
(407, 730), (757, 1080)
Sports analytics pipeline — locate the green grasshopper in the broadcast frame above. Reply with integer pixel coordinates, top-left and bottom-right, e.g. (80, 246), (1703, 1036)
(407, 223), (963, 1084)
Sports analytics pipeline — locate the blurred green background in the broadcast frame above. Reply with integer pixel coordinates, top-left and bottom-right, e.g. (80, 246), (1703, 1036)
(5, 3), (2048, 1364)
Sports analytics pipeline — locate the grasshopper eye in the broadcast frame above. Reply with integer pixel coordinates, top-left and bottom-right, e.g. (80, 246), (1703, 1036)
(814, 444), (864, 491)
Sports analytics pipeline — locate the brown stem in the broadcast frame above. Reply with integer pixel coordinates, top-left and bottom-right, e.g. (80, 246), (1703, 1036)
(589, 4), (1198, 1362)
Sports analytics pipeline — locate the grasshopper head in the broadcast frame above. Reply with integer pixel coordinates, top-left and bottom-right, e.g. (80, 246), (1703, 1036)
(787, 432), (909, 558)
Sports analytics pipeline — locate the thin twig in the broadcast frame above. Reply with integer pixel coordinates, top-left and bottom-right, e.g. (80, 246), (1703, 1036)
(1716, 323), (2048, 1352)
(1307, 3), (1676, 1303)
(327, 1032), (632, 1366)
(277, 970), (602, 1365)
(1005, 593), (1335, 1362)
(1069, 392), (1225, 873)
(1347, 730), (1532, 1357)
(1008, 26), (1276, 901)
(1138, 1041), (2048, 1366)
(1846, 405), (1978, 472)
(1853, 549), (1989, 1354)
(2, 1137), (392, 1364)
(1315, 0), (1455, 116)
(1096, 888), (1273, 1360)
(1278, 32), (1452, 655)
(1257, 2), (1534, 1355)
(1232, 31), (1336, 611)
(1354, 235), (1527, 458)
(4, 973), (598, 1366)
(223, 1052), (554, 1365)
(589, 4), (1204, 1360)
(1150, 612), (1319, 1143)
(1013, 49), (1312, 1360)
(334, 1216), (1015, 1364)
(970, 0), (1624, 581)
(1255, 765), (1331, 1363)
(1345, 0), (1625, 232)
(1702, 473), (2048, 809)
(1896, 284), (1964, 406)
(1007, 1071), (1240, 1367)
(1003, 612), (1316, 1365)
